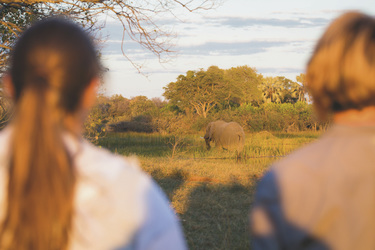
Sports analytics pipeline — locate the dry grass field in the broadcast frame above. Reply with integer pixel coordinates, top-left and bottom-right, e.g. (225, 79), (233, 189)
(98, 130), (321, 249)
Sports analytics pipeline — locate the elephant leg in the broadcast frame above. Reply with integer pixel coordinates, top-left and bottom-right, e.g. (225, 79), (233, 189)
(205, 139), (211, 150)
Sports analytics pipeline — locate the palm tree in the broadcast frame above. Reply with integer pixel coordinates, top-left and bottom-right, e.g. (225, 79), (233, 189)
(259, 77), (284, 103)
(289, 82), (306, 103)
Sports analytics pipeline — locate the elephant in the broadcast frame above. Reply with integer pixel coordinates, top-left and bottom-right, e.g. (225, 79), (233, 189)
(204, 120), (245, 152)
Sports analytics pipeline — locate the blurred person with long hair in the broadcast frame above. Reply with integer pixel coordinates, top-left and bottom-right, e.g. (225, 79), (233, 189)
(0, 18), (186, 250)
(250, 11), (375, 250)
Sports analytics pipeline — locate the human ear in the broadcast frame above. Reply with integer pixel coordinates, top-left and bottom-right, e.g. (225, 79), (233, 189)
(81, 77), (99, 110)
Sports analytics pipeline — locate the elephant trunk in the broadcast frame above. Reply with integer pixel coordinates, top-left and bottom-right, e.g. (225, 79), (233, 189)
(205, 137), (211, 150)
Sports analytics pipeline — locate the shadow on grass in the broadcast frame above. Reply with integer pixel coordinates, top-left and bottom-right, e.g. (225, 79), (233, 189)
(152, 171), (255, 250)
(152, 169), (329, 250)
(181, 180), (252, 250)
(151, 168), (186, 202)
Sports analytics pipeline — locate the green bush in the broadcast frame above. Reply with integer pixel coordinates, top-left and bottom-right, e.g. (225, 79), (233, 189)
(86, 94), (330, 136)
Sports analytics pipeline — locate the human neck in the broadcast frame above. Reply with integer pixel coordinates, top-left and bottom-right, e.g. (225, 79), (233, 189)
(333, 106), (375, 126)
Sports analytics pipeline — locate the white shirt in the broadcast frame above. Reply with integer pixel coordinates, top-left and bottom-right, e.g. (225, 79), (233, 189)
(0, 127), (187, 250)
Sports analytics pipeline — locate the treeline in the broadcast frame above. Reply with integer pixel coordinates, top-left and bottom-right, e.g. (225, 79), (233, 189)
(163, 66), (309, 117)
(0, 65), (330, 137)
(85, 65), (329, 138)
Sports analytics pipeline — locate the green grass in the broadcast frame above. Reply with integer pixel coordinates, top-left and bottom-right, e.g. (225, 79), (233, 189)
(97, 130), (321, 249)
(98, 130), (320, 158)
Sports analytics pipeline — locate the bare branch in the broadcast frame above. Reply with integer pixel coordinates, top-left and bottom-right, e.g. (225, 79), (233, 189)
(0, 0), (220, 73)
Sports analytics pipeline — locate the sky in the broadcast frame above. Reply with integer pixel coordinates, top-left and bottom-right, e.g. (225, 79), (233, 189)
(99, 0), (375, 99)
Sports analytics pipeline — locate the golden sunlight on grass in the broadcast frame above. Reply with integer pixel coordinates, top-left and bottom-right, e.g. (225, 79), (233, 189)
(98, 131), (320, 249)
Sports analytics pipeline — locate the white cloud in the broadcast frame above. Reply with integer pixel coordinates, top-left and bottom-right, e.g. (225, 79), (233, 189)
(99, 0), (375, 98)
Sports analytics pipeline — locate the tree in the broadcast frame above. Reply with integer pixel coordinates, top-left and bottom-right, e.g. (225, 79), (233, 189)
(0, 3), (42, 72)
(224, 66), (263, 106)
(151, 97), (167, 109)
(129, 95), (157, 118)
(259, 77), (285, 103)
(0, 0), (219, 73)
(259, 76), (304, 104)
(164, 65), (265, 117)
(163, 66), (230, 118)
(107, 94), (130, 119)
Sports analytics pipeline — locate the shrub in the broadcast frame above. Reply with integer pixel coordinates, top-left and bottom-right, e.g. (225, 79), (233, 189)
(106, 120), (154, 133)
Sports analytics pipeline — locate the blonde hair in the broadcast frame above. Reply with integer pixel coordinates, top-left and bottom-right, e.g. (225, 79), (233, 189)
(0, 19), (100, 249)
(306, 11), (375, 119)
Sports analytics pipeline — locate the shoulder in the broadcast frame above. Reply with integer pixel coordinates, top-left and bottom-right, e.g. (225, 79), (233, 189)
(250, 138), (331, 249)
(71, 138), (151, 200)
(69, 138), (153, 249)
(256, 132), (343, 231)
(252, 134), (332, 212)
(128, 180), (187, 250)
(72, 137), (151, 207)
(272, 134), (332, 181)
(266, 137), (330, 207)
(273, 124), (373, 177)
(75, 139), (145, 180)
(69, 138), (187, 250)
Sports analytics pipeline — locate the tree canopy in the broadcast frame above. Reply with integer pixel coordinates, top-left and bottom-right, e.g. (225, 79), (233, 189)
(163, 65), (309, 118)
(163, 67), (223, 118)
(224, 66), (263, 106)
(163, 65), (263, 117)
(259, 76), (307, 104)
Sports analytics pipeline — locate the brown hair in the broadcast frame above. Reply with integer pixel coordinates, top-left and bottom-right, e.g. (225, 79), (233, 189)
(306, 11), (375, 119)
(0, 18), (100, 249)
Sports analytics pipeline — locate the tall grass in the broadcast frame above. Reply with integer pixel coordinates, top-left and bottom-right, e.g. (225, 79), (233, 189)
(98, 130), (320, 159)
(98, 132), (175, 157)
(97, 130), (321, 249)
